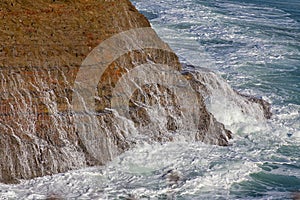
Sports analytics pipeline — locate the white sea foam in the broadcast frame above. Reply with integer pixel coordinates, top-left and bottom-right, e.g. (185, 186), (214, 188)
(0, 142), (263, 199)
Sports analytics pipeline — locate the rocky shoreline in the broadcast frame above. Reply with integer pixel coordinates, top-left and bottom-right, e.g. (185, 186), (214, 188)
(0, 0), (270, 184)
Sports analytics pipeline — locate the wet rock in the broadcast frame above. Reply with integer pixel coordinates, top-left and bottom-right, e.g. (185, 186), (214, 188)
(0, 0), (244, 184)
(162, 169), (183, 187)
(293, 192), (300, 200)
(182, 64), (272, 125)
(238, 93), (272, 119)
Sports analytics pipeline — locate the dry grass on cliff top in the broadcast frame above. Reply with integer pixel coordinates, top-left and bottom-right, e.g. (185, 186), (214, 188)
(0, 0), (150, 67)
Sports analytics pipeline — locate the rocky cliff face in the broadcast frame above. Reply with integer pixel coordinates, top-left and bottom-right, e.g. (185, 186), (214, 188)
(0, 0), (152, 184)
(0, 0), (269, 184)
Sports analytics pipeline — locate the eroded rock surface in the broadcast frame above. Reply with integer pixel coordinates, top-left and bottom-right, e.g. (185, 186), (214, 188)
(0, 0), (268, 184)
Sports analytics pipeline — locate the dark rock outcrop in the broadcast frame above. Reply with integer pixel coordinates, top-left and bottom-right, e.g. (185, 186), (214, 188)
(182, 64), (272, 123)
(239, 93), (272, 119)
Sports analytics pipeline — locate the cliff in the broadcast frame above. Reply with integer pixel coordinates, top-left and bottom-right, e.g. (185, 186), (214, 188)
(0, 0), (248, 184)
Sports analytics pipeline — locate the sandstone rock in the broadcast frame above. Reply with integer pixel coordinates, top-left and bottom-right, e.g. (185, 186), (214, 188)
(0, 0), (151, 183)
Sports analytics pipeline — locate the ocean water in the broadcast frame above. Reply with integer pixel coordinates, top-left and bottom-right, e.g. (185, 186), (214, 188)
(0, 0), (300, 199)
(132, 0), (300, 199)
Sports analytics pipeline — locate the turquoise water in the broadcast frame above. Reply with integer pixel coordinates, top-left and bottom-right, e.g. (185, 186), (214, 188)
(0, 0), (299, 199)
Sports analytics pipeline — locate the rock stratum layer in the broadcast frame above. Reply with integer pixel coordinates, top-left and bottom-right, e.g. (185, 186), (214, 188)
(0, 0), (270, 184)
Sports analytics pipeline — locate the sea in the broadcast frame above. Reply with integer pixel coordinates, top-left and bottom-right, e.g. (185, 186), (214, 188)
(0, 0), (300, 199)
